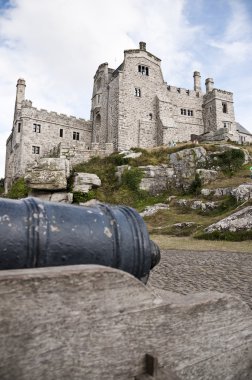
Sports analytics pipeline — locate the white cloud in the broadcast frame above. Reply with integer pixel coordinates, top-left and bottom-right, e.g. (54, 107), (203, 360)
(0, 0), (252, 179)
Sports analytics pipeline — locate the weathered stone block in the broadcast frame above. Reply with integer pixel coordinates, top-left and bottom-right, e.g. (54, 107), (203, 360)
(24, 158), (70, 190)
(73, 172), (101, 193)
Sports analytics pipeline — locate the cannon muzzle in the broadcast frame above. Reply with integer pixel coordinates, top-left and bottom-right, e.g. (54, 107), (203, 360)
(0, 197), (160, 282)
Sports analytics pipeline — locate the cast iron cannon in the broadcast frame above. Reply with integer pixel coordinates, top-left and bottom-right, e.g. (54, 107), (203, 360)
(0, 197), (160, 282)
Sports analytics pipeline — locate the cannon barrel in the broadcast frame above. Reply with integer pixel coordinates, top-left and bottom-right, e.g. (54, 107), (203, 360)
(0, 197), (160, 282)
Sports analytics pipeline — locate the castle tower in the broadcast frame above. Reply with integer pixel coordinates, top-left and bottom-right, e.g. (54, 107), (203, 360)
(205, 78), (214, 93)
(193, 71), (201, 92)
(15, 78), (26, 111)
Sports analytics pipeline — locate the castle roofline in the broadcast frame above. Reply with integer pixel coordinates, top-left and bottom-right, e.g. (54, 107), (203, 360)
(124, 41), (161, 62)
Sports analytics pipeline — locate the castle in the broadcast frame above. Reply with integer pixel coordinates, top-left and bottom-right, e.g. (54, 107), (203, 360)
(5, 41), (252, 192)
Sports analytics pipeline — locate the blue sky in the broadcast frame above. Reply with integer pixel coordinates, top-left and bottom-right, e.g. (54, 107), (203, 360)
(0, 0), (252, 178)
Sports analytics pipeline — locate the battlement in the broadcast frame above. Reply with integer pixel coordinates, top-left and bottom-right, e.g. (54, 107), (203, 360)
(167, 85), (201, 98)
(20, 101), (90, 124)
(203, 88), (233, 103)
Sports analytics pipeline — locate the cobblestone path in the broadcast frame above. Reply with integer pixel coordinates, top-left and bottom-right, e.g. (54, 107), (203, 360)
(149, 249), (252, 309)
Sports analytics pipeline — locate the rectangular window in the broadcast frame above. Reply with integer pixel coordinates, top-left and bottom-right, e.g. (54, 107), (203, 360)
(17, 122), (21, 133)
(32, 146), (40, 154)
(73, 131), (80, 140)
(138, 65), (149, 76)
(222, 102), (227, 113)
(181, 109), (193, 116)
(33, 123), (41, 133)
(60, 129), (63, 137)
(135, 88), (141, 97)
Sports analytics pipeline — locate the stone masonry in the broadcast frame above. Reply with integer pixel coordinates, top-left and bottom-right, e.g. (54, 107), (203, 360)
(5, 42), (252, 192)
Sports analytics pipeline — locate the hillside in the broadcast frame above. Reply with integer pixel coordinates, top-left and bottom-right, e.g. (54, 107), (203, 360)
(4, 141), (252, 242)
(70, 142), (252, 242)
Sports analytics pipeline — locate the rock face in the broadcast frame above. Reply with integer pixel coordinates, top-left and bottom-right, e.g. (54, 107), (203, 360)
(205, 206), (252, 233)
(177, 199), (218, 211)
(201, 187), (233, 197)
(139, 165), (174, 194)
(25, 158), (70, 190)
(73, 172), (101, 193)
(169, 147), (207, 189)
(140, 203), (169, 217)
(196, 169), (218, 185)
(231, 184), (252, 202)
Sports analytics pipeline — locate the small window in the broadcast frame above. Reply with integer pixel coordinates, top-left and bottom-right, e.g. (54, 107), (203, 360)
(73, 131), (80, 140)
(97, 94), (100, 104)
(135, 88), (141, 97)
(60, 129), (63, 137)
(33, 123), (41, 133)
(222, 102), (227, 113)
(209, 106), (212, 112)
(32, 146), (40, 154)
(138, 65), (149, 76)
(186, 90), (189, 95)
(17, 122), (21, 133)
(149, 113), (153, 120)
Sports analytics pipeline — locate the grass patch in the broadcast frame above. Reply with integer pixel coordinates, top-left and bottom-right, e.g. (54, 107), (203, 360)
(151, 235), (252, 252)
(195, 229), (252, 241)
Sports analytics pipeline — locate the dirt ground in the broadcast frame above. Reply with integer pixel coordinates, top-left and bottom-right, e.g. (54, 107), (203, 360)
(149, 249), (252, 309)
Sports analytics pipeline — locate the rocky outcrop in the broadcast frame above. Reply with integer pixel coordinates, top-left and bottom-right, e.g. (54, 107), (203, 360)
(196, 169), (218, 185)
(169, 147), (208, 189)
(201, 187), (233, 197)
(205, 206), (252, 233)
(73, 172), (101, 193)
(140, 203), (169, 217)
(25, 158), (70, 190)
(177, 199), (219, 211)
(139, 165), (174, 194)
(231, 184), (252, 202)
(120, 151), (142, 159)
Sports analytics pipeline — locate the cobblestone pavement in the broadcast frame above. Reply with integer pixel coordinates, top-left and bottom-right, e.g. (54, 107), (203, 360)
(149, 249), (252, 309)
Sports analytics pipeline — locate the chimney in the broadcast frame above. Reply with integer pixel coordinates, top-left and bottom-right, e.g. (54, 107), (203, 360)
(15, 78), (26, 111)
(139, 41), (146, 51)
(205, 78), (214, 94)
(193, 71), (201, 92)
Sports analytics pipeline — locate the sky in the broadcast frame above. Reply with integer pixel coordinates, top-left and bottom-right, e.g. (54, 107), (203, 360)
(0, 0), (252, 178)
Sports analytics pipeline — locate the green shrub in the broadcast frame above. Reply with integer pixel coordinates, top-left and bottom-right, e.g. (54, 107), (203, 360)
(215, 149), (245, 177)
(7, 178), (29, 199)
(188, 173), (202, 195)
(121, 167), (143, 191)
(72, 190), (96, 204)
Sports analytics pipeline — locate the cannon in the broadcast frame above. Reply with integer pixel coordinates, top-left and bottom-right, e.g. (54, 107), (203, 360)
(0, 197), (160, 282)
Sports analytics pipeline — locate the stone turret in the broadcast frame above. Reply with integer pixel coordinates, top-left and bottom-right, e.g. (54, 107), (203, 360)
(193, 71), (201, 92)
(205, 78), (214, 94)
